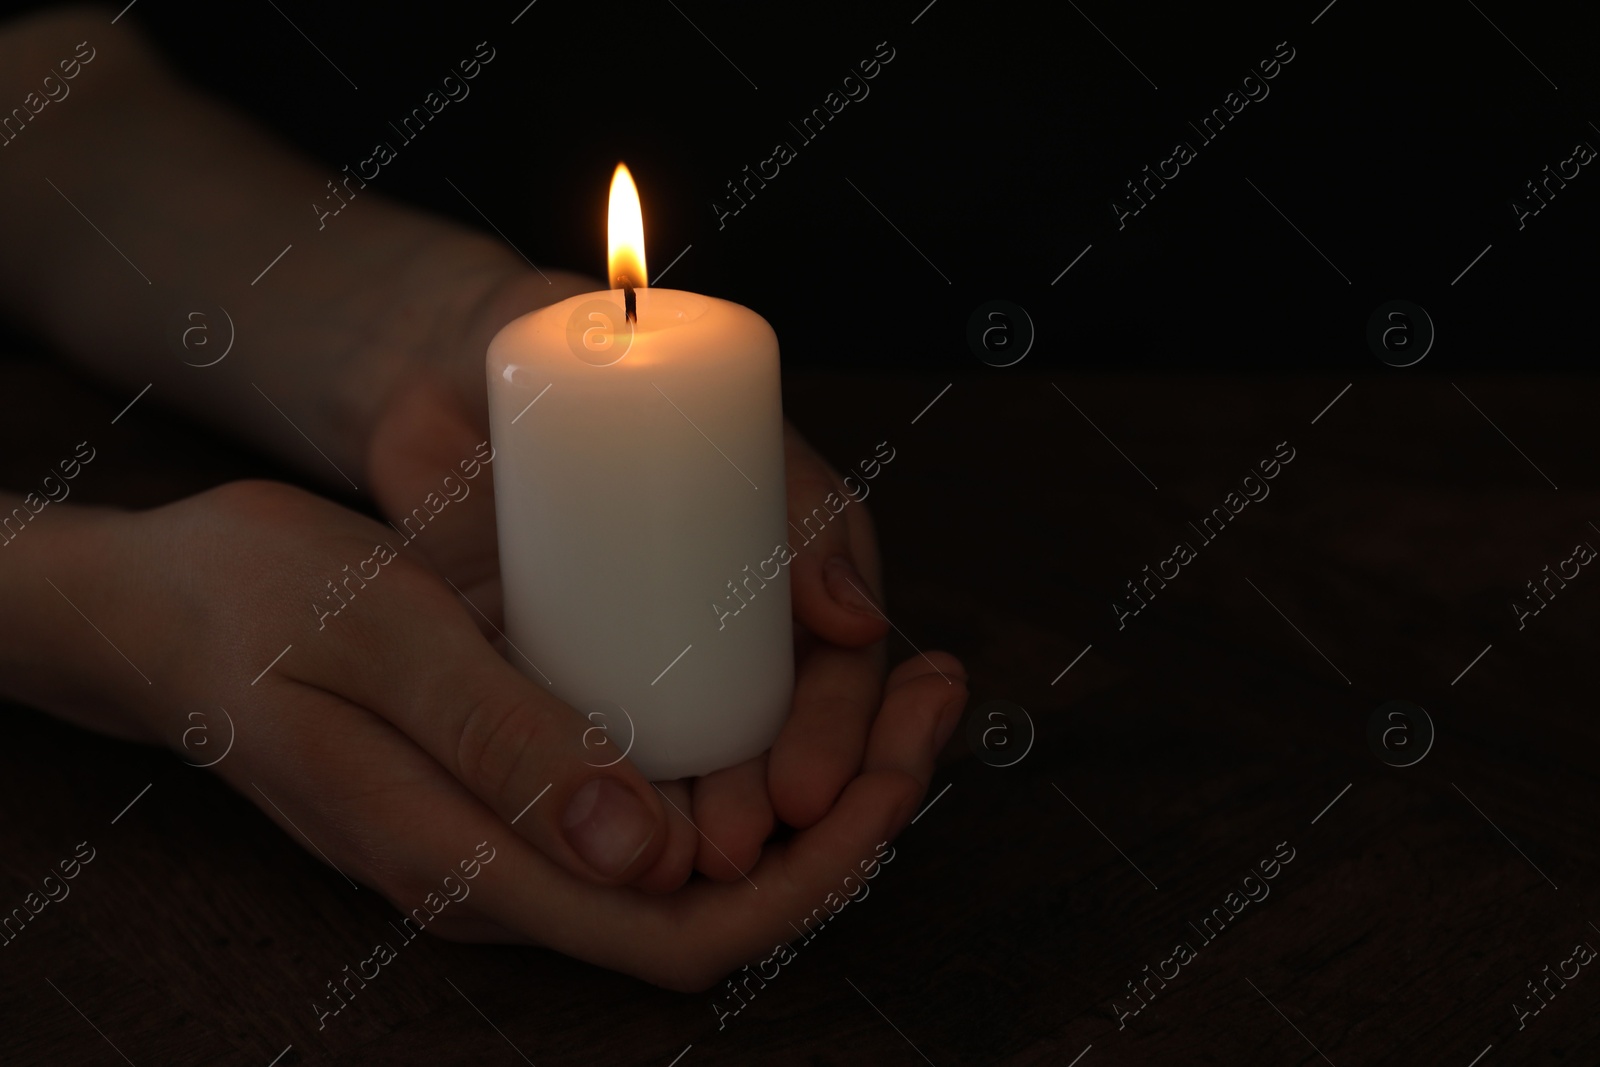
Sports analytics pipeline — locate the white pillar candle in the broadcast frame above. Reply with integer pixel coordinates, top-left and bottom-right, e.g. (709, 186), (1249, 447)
(484, 165), (792, 781)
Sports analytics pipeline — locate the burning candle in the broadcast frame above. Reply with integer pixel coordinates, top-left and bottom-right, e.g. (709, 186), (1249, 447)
(484, 165), (793, 781)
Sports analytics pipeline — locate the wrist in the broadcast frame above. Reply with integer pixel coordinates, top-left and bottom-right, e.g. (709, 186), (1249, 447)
(347, 228), (596, 463)
(0, 495), (157, 742)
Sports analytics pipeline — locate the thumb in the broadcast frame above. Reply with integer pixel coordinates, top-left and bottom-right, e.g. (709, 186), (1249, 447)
(295, 562), (671, 886)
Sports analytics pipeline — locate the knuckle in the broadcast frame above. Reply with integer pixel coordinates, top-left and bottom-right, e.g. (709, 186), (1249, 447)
(376, 552), (451, 608)
(198, 479), (318, 525)
(456, 694), (548, 802)
(201, 477), (290, 510)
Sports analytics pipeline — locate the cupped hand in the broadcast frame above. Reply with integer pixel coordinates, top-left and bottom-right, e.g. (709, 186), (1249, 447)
(46, 479), (965, 989)
(364, 270), (966, 888)
(57, 480), (696, 891)
(375, 649), (964, 993)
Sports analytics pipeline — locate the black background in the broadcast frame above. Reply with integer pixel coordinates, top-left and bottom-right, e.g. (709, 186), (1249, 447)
(9, 0), (1595, 372)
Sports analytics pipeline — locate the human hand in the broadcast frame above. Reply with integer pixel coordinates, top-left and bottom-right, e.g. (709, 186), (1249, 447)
(363, 268), (964, 886)
(18, 481), (964, 988)
(26, 480), (720, 894)
(393, 649), (965, 993)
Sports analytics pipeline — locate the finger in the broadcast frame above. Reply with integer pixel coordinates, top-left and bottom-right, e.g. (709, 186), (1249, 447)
(299, 665), (920, 992)
(286, 556), (668, 887)
(465, 764), (926, 992)
(632, 780), (698, 894)
(862, 651), (969, 786)
(767, 642), (884, 830)
(274, 667), (941, 993)
(690, 754), (773, 880)
(366, 376), (502, 616)
(783, 427), (890, 649)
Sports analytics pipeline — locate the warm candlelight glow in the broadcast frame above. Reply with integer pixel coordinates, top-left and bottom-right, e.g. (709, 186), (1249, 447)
(607, 163), (647, 292)
(486, 161), (792, 778)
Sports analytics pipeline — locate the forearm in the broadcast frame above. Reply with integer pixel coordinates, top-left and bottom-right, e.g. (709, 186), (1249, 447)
(0, 7), (585, 486)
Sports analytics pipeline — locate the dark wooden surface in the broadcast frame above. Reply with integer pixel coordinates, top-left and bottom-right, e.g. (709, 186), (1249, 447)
(3, 361), (1598, 1065)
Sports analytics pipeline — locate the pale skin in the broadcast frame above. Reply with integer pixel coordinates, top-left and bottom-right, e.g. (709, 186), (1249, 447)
(0, 7), (967, 990)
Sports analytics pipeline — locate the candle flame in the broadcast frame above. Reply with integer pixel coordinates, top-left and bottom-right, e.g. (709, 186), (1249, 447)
(607, 163), (647, 292)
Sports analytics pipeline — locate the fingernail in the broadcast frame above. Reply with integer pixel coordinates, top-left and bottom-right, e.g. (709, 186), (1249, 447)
(933, 695), (965, 753)
(561, 778), (655, 878)
(824, 556), (878, 616)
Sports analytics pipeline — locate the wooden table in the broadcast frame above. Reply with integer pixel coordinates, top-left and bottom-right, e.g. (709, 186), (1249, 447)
(3, 361), (1596, 1065)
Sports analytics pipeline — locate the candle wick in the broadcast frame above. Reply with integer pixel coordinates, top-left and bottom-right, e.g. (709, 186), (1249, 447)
(623, 283), (637, 325)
